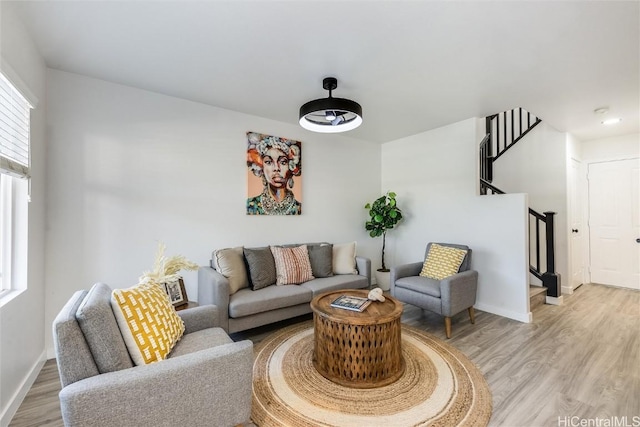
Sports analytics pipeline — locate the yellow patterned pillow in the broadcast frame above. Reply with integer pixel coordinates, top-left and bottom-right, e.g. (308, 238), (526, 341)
(111, 283), (185, 365)
(420, 244), (467, 280)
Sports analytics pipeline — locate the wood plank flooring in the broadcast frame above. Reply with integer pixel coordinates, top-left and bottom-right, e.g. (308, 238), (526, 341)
(9, 283), (640, 427)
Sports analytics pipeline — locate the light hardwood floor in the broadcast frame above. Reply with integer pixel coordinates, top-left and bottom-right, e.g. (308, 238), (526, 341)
(9, 283), (640, 427)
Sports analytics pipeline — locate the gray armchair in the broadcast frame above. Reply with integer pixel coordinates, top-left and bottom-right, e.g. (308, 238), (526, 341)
(52, 283), (253, 427)
(390, 242), (478, 338)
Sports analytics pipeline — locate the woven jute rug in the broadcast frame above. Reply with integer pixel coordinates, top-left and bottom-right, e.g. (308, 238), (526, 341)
(251, 320), (492, 427)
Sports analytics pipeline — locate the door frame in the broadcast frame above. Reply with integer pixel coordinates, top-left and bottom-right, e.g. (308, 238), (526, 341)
(585, 156), (640, 289)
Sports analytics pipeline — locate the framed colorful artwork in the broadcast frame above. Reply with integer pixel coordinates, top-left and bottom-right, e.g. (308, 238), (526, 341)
(246, 131), (303, 215)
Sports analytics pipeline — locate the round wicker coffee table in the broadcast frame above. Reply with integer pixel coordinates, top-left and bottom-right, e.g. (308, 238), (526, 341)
(310, 289), (404, 388)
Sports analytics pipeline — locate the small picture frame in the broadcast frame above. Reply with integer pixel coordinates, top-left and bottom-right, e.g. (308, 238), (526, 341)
(164, 278), (188, 307)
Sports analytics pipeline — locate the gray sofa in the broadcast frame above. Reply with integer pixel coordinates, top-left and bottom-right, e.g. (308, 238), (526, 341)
(52, 282), (253, 427)
(198, 243), (371, 333)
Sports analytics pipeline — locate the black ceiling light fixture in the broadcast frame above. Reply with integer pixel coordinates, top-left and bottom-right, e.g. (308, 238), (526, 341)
(299, 77), (363, 133)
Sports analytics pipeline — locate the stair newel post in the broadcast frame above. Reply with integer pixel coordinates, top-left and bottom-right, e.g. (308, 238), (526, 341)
(542, 211), (561, 297)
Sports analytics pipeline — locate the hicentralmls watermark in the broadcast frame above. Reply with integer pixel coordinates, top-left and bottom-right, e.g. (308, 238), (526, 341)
(558, 416), (640, 427)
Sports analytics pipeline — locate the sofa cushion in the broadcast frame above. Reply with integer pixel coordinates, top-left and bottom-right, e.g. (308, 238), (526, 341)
(244, 246), (276, 290)
(333, 241), (358, 274)
(395, 276), (441, 298)
(308, 243), (334, 278)
(111, 283), (185, 365)
(168, 327), (233, 358)
(76, 283), (134, 373)
(270, 245), (314, 285)
(213, 246), (249, 294)
(300, 275), (369, 296)
(229, 285), (312, 318)
(420, 243), (467, 280)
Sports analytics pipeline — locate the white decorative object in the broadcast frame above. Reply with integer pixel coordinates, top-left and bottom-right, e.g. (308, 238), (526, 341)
(368, 287), (386, 302)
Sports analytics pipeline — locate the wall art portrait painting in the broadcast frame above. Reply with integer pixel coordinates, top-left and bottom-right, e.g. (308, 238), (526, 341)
(246, 131), (302, 215)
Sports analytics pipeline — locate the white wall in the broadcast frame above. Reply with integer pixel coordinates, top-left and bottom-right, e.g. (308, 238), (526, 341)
(581, 133), (639, 162)
(44, 69), (382, 356)
(381, 118), (531, 322)
(491, 122), (569, 289)
(0, 5), (47, 426)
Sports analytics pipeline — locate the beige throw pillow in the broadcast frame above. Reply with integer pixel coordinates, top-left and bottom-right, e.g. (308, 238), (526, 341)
(270, 245), (314, 285)
(212, 246), (248, 294)
(333, 241), (358, 275)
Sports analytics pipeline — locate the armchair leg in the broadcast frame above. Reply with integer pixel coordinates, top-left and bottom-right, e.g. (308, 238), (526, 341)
(468, 307), (475, 324)
(444, 317), (452, 339)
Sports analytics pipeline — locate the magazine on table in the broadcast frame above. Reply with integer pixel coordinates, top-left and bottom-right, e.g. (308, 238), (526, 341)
(330, 295), (371, 312)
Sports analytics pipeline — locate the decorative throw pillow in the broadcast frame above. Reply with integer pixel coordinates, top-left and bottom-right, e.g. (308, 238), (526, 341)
(333, 241), (358, 274)
(111, 283), (185, 365)
(243, 247), (277, 290)
(270, 245), (314, 285)
(420, 243), (467, 280)
(308, 243), (334, 278)
(212, 246), (249, 294)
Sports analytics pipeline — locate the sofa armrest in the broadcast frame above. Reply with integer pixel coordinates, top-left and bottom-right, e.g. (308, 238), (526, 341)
(355, 256), (371, 286)
(198, 267), (230, 332)
(178, 304), (219, 333)
(390, 262), (423, 296)
(59, 339), (253, 427)
(439, 270), (479, 317)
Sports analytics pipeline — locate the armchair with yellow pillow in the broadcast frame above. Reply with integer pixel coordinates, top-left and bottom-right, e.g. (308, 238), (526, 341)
(390, 242), (478, 338)
(52, 282), (253, 427)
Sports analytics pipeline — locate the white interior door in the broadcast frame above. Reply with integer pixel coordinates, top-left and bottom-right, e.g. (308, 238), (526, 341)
(569, 158), (586, 291)
(588, 158), (640, 289)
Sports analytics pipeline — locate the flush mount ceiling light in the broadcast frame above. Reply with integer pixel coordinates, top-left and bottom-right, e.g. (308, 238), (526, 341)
(299, 77), (362, 133)
(602, 117), (622, 125)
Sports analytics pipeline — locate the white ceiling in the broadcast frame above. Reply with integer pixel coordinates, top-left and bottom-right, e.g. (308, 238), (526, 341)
(6, 0), (639, 143)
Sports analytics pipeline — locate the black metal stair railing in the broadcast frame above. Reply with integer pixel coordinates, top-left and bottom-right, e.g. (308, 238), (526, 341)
(488, 107), (541, 161)
(529, 209), (559, 298)
(479, 107), (560, 298)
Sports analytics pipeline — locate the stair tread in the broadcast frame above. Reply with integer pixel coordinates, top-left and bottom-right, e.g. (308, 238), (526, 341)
(529, 285), (547, 297)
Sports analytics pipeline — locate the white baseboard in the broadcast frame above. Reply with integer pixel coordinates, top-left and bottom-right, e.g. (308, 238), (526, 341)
(474, 302), (532, 323)
(46, 346), (56, 360)
(546, 295), (564, 305)
(0, 351), (46, 427)
(562, 285), (574, 295)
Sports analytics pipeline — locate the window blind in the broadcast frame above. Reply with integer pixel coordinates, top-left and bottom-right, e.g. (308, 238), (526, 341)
(0, 72), (31, 179)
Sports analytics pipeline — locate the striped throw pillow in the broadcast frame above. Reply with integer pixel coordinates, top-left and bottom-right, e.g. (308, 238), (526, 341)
(420, 243), (467, 280)
(270, 245), (314, 285)
(111, 283), (185, 365)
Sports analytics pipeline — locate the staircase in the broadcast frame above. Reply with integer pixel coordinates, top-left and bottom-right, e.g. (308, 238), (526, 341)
(529, 285), (547, 311)
(479, 107), (560, 306)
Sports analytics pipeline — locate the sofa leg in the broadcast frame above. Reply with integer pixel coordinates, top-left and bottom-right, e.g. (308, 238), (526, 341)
(444, 317), (452, 339)
(468, 307), (475, 324)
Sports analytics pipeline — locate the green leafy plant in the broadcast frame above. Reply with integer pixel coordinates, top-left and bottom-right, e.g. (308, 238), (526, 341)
(365, 191), (403, 272)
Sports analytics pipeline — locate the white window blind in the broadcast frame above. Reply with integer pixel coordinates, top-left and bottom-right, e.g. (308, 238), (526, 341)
(0, 71), (31, 179)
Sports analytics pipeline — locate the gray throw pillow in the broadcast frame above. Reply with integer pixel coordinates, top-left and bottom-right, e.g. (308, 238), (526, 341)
(308, 243), (334, 278)
(244, 247), (277, 290)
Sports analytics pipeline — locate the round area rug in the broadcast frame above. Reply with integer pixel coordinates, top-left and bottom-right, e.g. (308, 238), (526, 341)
(251, 321), (492, 427)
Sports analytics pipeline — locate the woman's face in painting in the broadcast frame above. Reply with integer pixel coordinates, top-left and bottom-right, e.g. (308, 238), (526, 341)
(262, 147), (290, 188)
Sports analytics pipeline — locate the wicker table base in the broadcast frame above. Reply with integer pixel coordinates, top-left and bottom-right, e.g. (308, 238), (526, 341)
(311, 289), (404, 388)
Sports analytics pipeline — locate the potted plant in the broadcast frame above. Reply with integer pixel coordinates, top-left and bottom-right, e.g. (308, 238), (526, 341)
(365, 191), (403, 290)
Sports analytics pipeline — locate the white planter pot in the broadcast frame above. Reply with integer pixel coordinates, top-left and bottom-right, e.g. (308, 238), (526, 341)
(374, 270), (391, 291)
